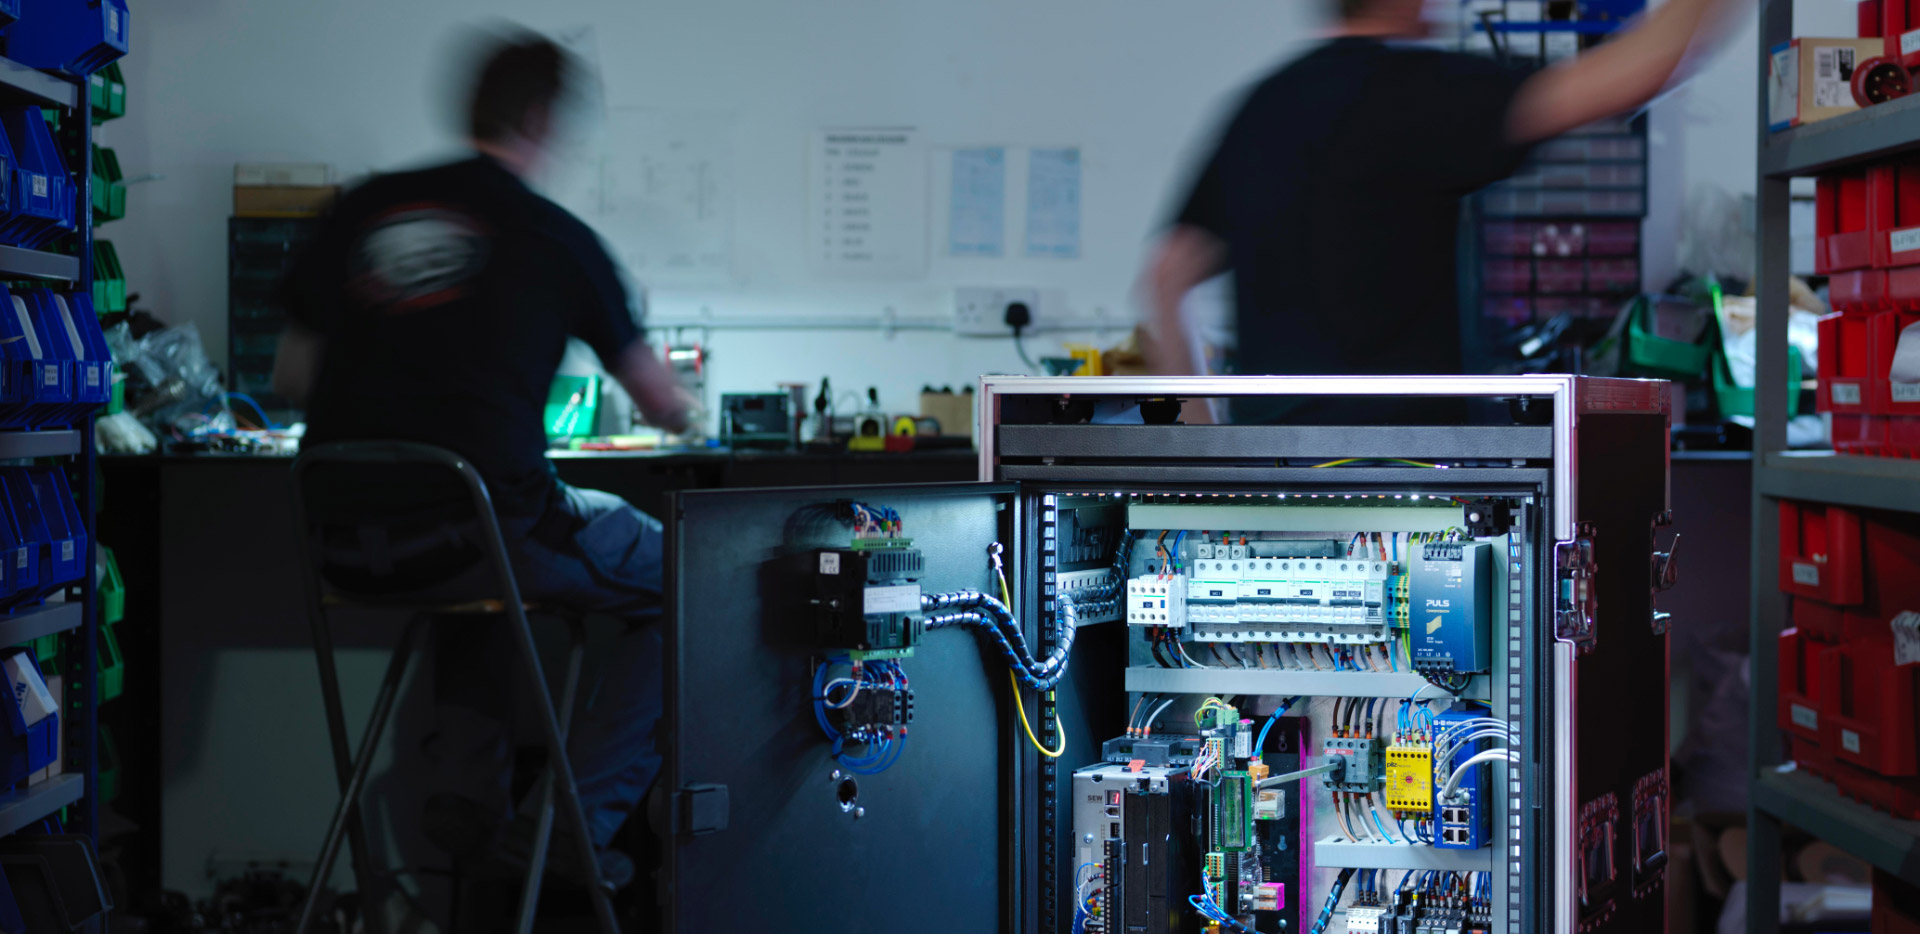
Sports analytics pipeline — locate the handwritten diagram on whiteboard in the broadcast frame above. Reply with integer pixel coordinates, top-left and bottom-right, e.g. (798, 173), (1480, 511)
(546, 108), (735, 285)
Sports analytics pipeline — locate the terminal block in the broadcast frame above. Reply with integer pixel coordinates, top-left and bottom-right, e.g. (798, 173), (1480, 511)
(1385, 744), (1434, 813)
(1346, 906), (1386, 934)
(1126, 575), (1188, 627)
(1320, 737), (1384, 793)
(837, 685), (913, 735)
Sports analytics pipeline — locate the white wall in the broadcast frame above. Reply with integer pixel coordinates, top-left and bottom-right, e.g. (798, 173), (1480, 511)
(113, 0), (1324, 425)
(1644, 0), (1861, 289)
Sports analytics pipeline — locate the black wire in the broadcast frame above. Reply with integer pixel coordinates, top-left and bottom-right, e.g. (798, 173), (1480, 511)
(1012, 327), (1039, 373)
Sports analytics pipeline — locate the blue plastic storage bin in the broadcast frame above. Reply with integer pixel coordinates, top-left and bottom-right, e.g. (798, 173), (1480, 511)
(53, 293), (107, 420)
(0, 110), (67, 249)
(0, 649), (56, 788)
(5, 0), (126, 74)
(17, 469), (80, 597)
(0, 1), (20, 39)
(0, 490), (30, 606)
(0, 288), (71, 430)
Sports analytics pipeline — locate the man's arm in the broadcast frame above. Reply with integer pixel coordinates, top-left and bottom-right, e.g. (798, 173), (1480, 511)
(610, 340), (694, 435)
(271, 321), (325, 408)
(1507, 0), (1732, 144)
(1143, 224), (1226, 423)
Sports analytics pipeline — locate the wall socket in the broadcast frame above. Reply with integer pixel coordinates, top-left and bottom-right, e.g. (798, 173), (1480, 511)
(953, 287), (1041, 336)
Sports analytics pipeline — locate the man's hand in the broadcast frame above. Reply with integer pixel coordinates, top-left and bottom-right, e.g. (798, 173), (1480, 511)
(612, 341), (694, 435)
(1141, 225), (1227, 424)
(1507, 0), (1740, 144)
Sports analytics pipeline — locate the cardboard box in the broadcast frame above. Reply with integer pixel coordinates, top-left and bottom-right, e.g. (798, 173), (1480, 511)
(234, 162), (330, 187)
(919, 389), (974, 438)
(1770, 38), (1883, 131)
(233, 185), (338, 217)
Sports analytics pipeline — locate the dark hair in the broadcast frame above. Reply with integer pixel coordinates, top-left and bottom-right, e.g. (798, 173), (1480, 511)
(466, 34), (575, 143)
(1339, 0), (1377, 19)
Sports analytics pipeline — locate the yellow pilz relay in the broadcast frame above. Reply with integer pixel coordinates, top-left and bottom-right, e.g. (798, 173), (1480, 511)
(1385, 745), (1433, 813)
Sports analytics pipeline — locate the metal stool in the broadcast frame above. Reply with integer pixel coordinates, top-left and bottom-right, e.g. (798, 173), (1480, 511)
(288, 441), (620, 934)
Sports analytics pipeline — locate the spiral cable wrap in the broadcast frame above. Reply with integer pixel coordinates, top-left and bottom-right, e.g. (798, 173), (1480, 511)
(920, 534), (1130, 692)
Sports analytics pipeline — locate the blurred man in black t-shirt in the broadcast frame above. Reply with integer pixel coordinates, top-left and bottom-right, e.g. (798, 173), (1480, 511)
(274, 33), (689, 888)
(1145, 0), (1733, 423)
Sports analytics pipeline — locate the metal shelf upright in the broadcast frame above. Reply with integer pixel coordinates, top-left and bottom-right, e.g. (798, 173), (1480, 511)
(1749, 2), (1920, 930)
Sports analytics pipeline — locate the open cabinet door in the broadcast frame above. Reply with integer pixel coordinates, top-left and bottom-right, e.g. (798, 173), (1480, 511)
(656, 482), (1024, 934)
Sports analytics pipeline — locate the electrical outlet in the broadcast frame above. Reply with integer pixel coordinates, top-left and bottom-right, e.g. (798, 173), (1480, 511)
(954, 287), (1041, 336)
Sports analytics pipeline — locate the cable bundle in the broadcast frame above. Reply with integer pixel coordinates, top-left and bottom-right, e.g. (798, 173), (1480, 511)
(922, 589), (1079, 691)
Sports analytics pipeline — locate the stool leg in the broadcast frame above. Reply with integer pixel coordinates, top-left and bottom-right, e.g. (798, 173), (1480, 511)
(513, 618), (589, 934)
(304, 604), (377, 897)
(294, 617), (423, 934)
(503, 607), (621, 934)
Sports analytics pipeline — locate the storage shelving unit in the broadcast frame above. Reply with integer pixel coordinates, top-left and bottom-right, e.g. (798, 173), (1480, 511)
(1749, 1), (1920, 928)
(0, 44), (103, 908)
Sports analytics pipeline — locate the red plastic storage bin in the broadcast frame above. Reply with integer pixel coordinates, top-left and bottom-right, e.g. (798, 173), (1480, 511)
(1865, 0), (1885, 38)
(1860, 512), (1920, 614)
(1587, 258), (1639, 293)
(1834, 764), (1920, 818)
(1483, 223), (1537, 256)
(1830, 268), (1889, 313)
(1482, 259), (1529, 293)
(1869, 309), (1920, 414)
(1832, 413), (1889, 454)
(1535, 223), (1584, 257)
(1777, 628), (1828, 747)
(1820, 639), (1918, 776)
(1889, 414), (1920, 456)
(1874, 161), (1920, 269)
(1586, 222), (1639, 257)
(1819, 170), (1875, 274)
(1874, 870), (1920, 934)
(1881, 0), (1920, 70)
(1818, 312), (1874, 413)
(1535, 260), (1584, 293)
(1793, 596), (1846, 641)
(1791, 736), (1835, 778)
(1778, 500), (1866, 605)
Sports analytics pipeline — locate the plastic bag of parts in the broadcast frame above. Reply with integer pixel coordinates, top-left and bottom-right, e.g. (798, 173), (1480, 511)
(111, 323), (232, 442)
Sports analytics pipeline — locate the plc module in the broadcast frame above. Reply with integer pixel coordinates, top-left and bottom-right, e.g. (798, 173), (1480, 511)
(661, 375), (1675, 934)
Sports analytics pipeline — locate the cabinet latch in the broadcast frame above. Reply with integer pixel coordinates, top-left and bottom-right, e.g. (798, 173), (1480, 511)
(668, 783), (730, 837)
(1555, 523), (1599, 652)
(1650, 510), (1679, 636)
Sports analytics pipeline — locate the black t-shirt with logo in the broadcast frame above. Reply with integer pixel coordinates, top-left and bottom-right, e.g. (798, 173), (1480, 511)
(1174, 38), (1533, 417)
(285, 155), (641, 517)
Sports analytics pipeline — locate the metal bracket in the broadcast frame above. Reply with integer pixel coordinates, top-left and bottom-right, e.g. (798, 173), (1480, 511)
(1650, 510), (1679, 636)
(1554, 523), (1599, 652)
(668, 783), (730, 837)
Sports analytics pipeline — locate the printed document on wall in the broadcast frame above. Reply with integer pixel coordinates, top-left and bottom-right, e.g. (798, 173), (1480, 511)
(545, 108), (735, 285)
(948, 147), (1006, 258)
(1026, 147), (1081, 259)
(810, 129), (928, 277)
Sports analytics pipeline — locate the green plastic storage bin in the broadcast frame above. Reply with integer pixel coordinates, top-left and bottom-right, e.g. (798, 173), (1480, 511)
(1713, 344), (1802, 418)
(97, 546), (122, 626)
(93, 240), (124, 312)
(91, 145), (124, 223)
(96, 622), (123, 704)
(29, 632), (57, 664)
(89, 63), (124, 123)
(105, 366), (123, 415)
(1623, 295), (1714, 379)
(97, 727), (118, 803)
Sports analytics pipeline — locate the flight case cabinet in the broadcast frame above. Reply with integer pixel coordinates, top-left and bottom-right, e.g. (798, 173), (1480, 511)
(656, 375), (1674, 934)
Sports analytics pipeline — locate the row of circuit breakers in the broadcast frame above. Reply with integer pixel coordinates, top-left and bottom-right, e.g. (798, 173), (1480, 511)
(802, 503), (1505, 934)
(1127, 540), (1494, 679)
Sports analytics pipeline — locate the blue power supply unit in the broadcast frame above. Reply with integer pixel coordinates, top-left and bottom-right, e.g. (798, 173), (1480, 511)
(1433, 708), (1491, 850)
(1408, 541), (1492, 676)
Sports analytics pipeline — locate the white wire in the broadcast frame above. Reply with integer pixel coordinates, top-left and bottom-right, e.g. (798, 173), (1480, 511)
(1143, 697), (1178, 736)
(1176, 640), (1212, 669)
(1440, 749), (1520, 801)
(822, 678), (865, 709)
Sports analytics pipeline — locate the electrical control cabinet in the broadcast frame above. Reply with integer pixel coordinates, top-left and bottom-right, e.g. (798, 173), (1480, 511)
(659, 376), (1673, 934)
